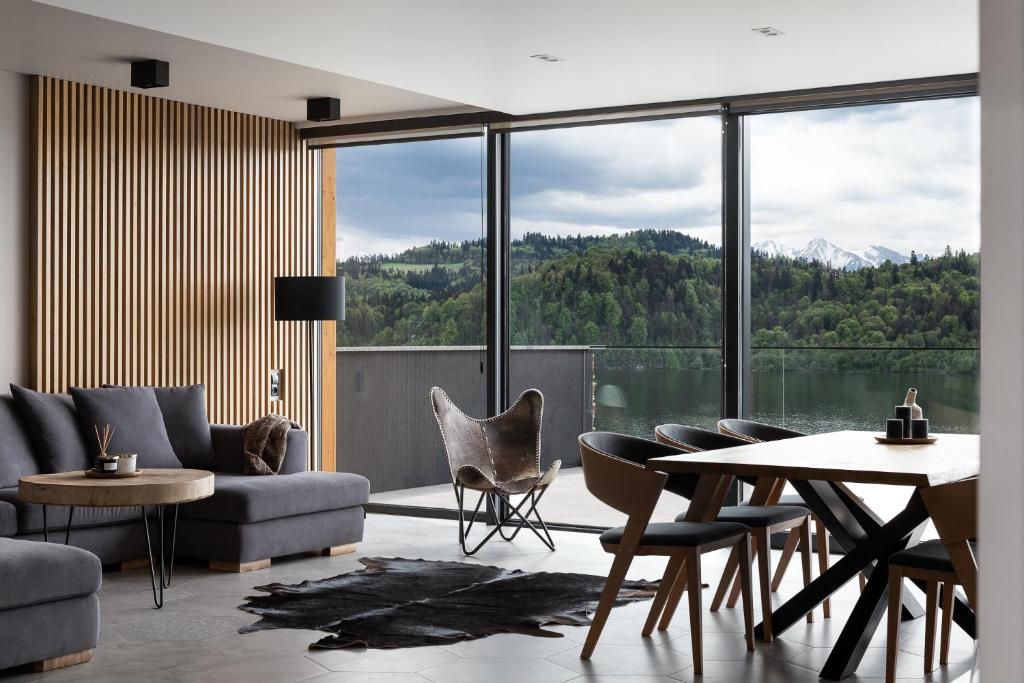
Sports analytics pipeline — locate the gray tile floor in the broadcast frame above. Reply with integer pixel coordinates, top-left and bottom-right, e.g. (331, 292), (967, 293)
(0, 515), (978, 683)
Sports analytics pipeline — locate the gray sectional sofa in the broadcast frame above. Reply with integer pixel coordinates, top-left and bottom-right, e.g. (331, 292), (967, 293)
(0, 387), (370, 672)
(0, 394), (370, 570)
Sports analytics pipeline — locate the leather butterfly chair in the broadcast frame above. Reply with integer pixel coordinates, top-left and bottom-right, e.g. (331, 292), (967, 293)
(885, 478), (978, 683)
(717, 418), (857, 618)
(655, 424), (816, 635)
(578, 432), (754, 673)
(431, 387), (560, 555)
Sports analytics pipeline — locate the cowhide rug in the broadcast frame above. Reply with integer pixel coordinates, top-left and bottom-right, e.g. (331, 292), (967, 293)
(238, 557), (658, 649)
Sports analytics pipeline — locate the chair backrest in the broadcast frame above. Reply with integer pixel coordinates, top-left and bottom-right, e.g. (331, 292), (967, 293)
(655, 424), (758, 487)
(919, 478), (978, 607)
(656, 424), (749, 452)
(578, 430), (698, 500)
(431, 387), (543, 485)
(717, 419), (805, 443)
(578, 432), (667, 519)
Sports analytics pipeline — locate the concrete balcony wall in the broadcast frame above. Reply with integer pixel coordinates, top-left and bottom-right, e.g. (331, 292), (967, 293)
(336, 346), (593, 494)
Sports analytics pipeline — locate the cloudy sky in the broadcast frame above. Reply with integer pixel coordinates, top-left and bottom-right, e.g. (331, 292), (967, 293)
(337, 97), (979, 259)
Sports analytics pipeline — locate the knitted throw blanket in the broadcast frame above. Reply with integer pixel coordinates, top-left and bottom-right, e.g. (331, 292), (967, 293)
(243, 414), (299, 475)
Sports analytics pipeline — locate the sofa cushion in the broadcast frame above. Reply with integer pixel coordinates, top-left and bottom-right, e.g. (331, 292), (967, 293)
(180, 472), (369, 524)
(0, 395), (40, 488)
(10, 385), (91, 473)
(70, 386), (182, 469)
(0, 487), (141, 534)
(105, 384), (216, 469)
(0, 537), (102, 610)
(0, 500), (16, 537)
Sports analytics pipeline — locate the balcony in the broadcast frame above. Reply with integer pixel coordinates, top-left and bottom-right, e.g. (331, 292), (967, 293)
(337, 345), (979, 528)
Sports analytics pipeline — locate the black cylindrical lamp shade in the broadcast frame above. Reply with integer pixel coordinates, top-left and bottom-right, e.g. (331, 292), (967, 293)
(275, 276), (345, 321)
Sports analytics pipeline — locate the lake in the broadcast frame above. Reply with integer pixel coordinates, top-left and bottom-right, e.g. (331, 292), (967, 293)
(594, 366), (979, 438)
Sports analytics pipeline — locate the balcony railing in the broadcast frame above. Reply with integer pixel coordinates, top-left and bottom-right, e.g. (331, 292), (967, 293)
(336, 345), (979, 511)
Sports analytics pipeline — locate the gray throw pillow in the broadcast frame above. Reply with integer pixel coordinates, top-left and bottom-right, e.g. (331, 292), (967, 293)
(102, 384), (215, 468)
(70, 387), (183, 469)
(9, 385), (92, 473)
(152, 385), (215, 469)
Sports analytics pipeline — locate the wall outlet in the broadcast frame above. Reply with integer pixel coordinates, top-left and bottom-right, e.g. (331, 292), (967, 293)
(269, 369), (282, 401)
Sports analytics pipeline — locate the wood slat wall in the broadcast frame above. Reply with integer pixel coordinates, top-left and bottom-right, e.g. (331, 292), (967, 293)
(30, 76), (318, 431)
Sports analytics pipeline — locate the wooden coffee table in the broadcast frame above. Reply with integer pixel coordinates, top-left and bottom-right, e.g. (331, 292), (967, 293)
(19, 469), (214, 608)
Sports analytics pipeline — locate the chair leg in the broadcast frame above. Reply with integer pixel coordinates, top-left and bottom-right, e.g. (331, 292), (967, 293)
(815, 516), (832, 618)
(726, 537), (757, 609)
(686, 550), (705, 675)
(885, 565), (905, 683)
(582, 551), (634, 660)
(710, 545), (739, 612)
(939, 582), (955, 666)
(798, 519), (814, 623)
(924, 580), (939, 673)
(736, 536), (755, 652)
(752, 527), (774, 642)
(771, 526), (801, 592)
(657, 558), (688, 631)
(643, 555), (684, 636)
(859, 573), (867, 591)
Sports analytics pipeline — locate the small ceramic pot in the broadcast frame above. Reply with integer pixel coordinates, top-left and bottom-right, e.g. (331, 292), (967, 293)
(885, 419), (904, 439)
(910, 419), (929, 439)
(894, 406), (912, 438)
(115, 453), (138, 474)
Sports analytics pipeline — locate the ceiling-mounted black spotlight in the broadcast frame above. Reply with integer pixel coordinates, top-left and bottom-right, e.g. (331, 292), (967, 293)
(307, 97), (341, 122)
(131, 59), (170, 89)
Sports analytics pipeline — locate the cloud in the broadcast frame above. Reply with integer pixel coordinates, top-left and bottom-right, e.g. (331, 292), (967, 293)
(336, 97), (979, 258)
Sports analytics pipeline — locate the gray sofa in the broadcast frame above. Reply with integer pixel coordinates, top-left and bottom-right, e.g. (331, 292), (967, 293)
(0, 394), (370, 571)
(0, 537), (102, 672)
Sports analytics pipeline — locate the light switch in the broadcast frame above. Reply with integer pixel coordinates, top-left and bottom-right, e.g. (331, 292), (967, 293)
(269, 369), (282, 401)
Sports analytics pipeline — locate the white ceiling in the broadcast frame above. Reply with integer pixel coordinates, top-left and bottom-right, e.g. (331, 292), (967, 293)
(12, 0), (978, 122)
(0, 0), (471, 123)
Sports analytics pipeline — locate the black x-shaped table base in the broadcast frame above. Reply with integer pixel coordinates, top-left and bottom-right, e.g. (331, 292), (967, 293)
(753, 480), (976, 680)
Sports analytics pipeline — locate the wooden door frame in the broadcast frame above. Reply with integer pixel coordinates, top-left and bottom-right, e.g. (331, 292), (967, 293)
(320, 149), (337, 471)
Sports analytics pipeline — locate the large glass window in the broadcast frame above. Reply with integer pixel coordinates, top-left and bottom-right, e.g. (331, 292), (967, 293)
(747, 97), (980, 518)
(335, 137), (486, 509)
(509, 116), (723, 526)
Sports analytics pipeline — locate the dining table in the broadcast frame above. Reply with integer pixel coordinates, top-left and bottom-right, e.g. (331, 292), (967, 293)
(646, 429), (979, 680)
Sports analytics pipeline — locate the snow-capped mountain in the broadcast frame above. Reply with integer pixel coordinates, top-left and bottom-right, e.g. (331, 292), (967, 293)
(752, 238), (909, 270)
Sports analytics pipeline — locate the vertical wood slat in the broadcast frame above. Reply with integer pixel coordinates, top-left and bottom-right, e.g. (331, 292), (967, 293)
(31, 76), (315, 429)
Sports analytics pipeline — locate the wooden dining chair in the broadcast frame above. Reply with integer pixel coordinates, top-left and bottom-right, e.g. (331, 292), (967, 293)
(656, 424), (816, 636)
(717, 418), (855, 618)
(578, 432), (754, 673)
(885, 478), (977, 683)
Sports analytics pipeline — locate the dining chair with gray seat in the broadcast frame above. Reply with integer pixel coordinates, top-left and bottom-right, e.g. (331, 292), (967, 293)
(577, 431), (754, 673)
(885, 478), (977, 683)
(717, 417), (855, 618)
(655, 424), (817, 636)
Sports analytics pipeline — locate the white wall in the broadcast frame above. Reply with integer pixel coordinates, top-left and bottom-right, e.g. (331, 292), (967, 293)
(0, 69), (27, 388)
(980, 0), (1024, 678)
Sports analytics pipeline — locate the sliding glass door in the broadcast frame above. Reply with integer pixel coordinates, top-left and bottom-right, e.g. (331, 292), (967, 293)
(746, 97), (980, 519)
(334, 136), (486, 510)
(507, 116), (724, 527)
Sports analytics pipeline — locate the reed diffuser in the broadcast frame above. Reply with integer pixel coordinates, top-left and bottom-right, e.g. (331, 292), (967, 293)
(94, 424), (118, 472)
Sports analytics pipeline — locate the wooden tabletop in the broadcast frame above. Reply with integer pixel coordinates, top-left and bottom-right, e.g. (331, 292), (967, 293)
(19, 469), (214, 507)
(646, 430), (978, 487)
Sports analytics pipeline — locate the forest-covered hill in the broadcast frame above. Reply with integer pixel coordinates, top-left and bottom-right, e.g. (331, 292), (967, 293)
(337, 230), (979, 373)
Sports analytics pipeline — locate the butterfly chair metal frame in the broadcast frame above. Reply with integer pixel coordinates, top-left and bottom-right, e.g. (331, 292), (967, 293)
(431, 387), (560, 555)
(578, 432), (754, 674)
